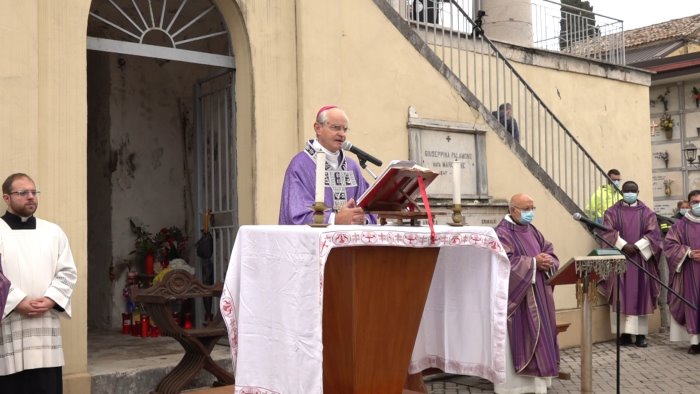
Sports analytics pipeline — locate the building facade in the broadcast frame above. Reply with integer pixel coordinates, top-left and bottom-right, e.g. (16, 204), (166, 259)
(0, 1), (653, 391)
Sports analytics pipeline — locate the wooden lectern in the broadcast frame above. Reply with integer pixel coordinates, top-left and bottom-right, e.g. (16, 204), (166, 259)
(357, 161), (439, 224)
(548, 252), (626, 394)
(322, 246), (439, 394)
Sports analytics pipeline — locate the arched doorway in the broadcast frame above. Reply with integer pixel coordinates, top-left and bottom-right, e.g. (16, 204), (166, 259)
(86, 0), (238, 329)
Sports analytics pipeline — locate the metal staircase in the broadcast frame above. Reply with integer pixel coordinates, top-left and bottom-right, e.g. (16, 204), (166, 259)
(374, 0), (619, 217)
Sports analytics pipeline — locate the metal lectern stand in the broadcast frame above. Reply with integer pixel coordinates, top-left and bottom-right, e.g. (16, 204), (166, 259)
(548, 254), (626, 393)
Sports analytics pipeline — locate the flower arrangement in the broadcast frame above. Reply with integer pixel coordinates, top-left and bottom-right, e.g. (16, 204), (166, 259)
(692, 86), (700, 108)
(154, 226), (189, 264)
(660, 112), (674, 132)
(657, 88), (670, 111)
(653, 151), (669, 168)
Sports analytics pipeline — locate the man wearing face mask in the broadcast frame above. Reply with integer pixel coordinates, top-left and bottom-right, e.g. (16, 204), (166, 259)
(664, 190), (700, 354)
(585, 169), (622, 223)
(494, 193), (559, 394)
(673, 200), (691, 220)
(599, 181), (662, 348)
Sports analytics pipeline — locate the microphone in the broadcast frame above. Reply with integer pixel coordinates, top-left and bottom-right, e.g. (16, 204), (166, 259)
(573, 213), (611, 232)
(342, 141), (383, 167)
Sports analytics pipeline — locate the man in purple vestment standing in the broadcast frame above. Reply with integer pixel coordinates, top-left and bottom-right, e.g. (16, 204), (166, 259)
(599, 181), (662, 348)
(279, 105), (376, 225)
(494, 193), (559, 394)
(664, 189), (700, 354)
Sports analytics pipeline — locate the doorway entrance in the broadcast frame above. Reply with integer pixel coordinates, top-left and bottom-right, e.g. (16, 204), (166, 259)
(86, 0), (237, 329)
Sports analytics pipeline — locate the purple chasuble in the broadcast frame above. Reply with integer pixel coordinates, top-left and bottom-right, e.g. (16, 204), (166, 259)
(599, 200), (662, 316)
(279, 141), (376, 225)
(664, 217), (700, 334)
(495, 218), (559, 378)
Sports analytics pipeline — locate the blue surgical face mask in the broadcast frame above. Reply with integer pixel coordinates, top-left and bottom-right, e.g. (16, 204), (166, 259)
(680, 208), (689, 216)
(692, 203), (700, 216)
(519, 210), (535, 224)
(612, 180), (621, 188)
(623, 192), (638, 204)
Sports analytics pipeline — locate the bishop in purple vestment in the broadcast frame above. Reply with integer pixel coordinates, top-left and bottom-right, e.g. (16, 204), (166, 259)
(664, 189), (700, 354)
(495, 193), (559, 391)
(279, 106), (376, 226)
(599, 181), (662, 347)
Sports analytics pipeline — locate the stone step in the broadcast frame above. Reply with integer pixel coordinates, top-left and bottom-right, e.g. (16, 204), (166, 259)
(88, 330), (232, 394)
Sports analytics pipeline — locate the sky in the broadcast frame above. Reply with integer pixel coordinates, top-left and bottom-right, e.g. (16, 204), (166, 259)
(583, 0), (700, 30)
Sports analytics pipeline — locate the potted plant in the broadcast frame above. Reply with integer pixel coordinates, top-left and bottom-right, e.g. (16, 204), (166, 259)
(653, 151), (669, 168)
(660, 112), (674, 139)
(692, 86), (700, 108)
(657, 88), (670, 111)
(664, 178), (674, 197)
(129, 219), (156, 275)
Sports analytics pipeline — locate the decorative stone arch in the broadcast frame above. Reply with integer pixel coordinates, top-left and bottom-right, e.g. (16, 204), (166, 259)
(86, 0), (254, 227)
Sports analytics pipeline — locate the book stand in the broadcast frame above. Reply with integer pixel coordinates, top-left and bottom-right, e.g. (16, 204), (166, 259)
(357, 164), (439, 225)
(548, 253), (626, 393)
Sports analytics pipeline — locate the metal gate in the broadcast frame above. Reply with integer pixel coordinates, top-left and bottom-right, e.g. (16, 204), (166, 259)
(194, 70), (238, 294)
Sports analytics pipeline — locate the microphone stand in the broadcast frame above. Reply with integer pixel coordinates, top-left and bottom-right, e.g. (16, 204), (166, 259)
(358, 158), (378, 180)
(582, 224), (697, 394)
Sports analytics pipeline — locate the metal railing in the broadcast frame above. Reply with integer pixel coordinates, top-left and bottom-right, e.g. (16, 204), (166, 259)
(532, 0), (625, 65)
(390, 1), (625, 64)
(382, 0), (619, 219)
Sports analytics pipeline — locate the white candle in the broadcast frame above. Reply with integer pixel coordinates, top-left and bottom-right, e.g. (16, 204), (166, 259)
(315, 152), (326, 203)
(452, 160), (461, 205)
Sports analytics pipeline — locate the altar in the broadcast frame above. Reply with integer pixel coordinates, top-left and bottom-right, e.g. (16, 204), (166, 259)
(220, 225), (510, 393)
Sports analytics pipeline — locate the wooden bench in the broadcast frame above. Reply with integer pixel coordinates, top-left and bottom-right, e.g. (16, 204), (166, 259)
(132, 270), (235, 394)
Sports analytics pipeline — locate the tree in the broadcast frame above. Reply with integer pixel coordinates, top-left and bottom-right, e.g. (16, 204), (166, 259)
(559, 0), (600, 50)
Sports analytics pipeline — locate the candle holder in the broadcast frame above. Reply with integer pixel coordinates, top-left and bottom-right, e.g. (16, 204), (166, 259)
(448, 203), (464, 226)
(308, 202), (330, 227)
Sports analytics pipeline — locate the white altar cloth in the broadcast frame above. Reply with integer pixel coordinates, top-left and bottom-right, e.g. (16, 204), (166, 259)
(221, 225), (509, 393)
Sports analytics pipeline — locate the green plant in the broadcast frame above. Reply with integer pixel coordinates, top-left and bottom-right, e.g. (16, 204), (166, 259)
(129, 219), (156, 258)
(657, 88), (670, 111)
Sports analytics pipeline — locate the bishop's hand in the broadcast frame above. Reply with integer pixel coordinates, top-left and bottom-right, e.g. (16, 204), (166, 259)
(335, 199), (367, 225)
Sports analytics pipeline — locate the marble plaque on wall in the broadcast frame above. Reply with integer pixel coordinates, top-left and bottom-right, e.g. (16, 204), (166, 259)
(417, 129), (478, 196)
(407, 108), (489, 200)
(689, 171), (700, 191)
(652, 173), (683, 198)
(653, 200), (675, 216)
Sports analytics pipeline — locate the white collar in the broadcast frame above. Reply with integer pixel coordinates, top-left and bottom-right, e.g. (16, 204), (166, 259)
(312, 140), (341, 169)
(686, 212), (700, 224)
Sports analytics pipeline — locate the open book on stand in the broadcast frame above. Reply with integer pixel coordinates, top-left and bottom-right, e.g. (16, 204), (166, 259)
(357, 160), (439, 212)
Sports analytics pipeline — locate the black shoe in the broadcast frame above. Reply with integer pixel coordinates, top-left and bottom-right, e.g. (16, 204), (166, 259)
(635, 335), (648, 348)
(689, 345), (700, 354)
(617, 333), (632, 346)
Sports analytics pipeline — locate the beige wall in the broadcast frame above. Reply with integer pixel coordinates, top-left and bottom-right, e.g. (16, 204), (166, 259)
(509, 57), (653, 195)
(0, 0), (91, 389)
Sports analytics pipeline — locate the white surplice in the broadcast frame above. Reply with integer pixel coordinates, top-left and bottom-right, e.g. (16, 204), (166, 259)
(0, 218), (77, 375)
